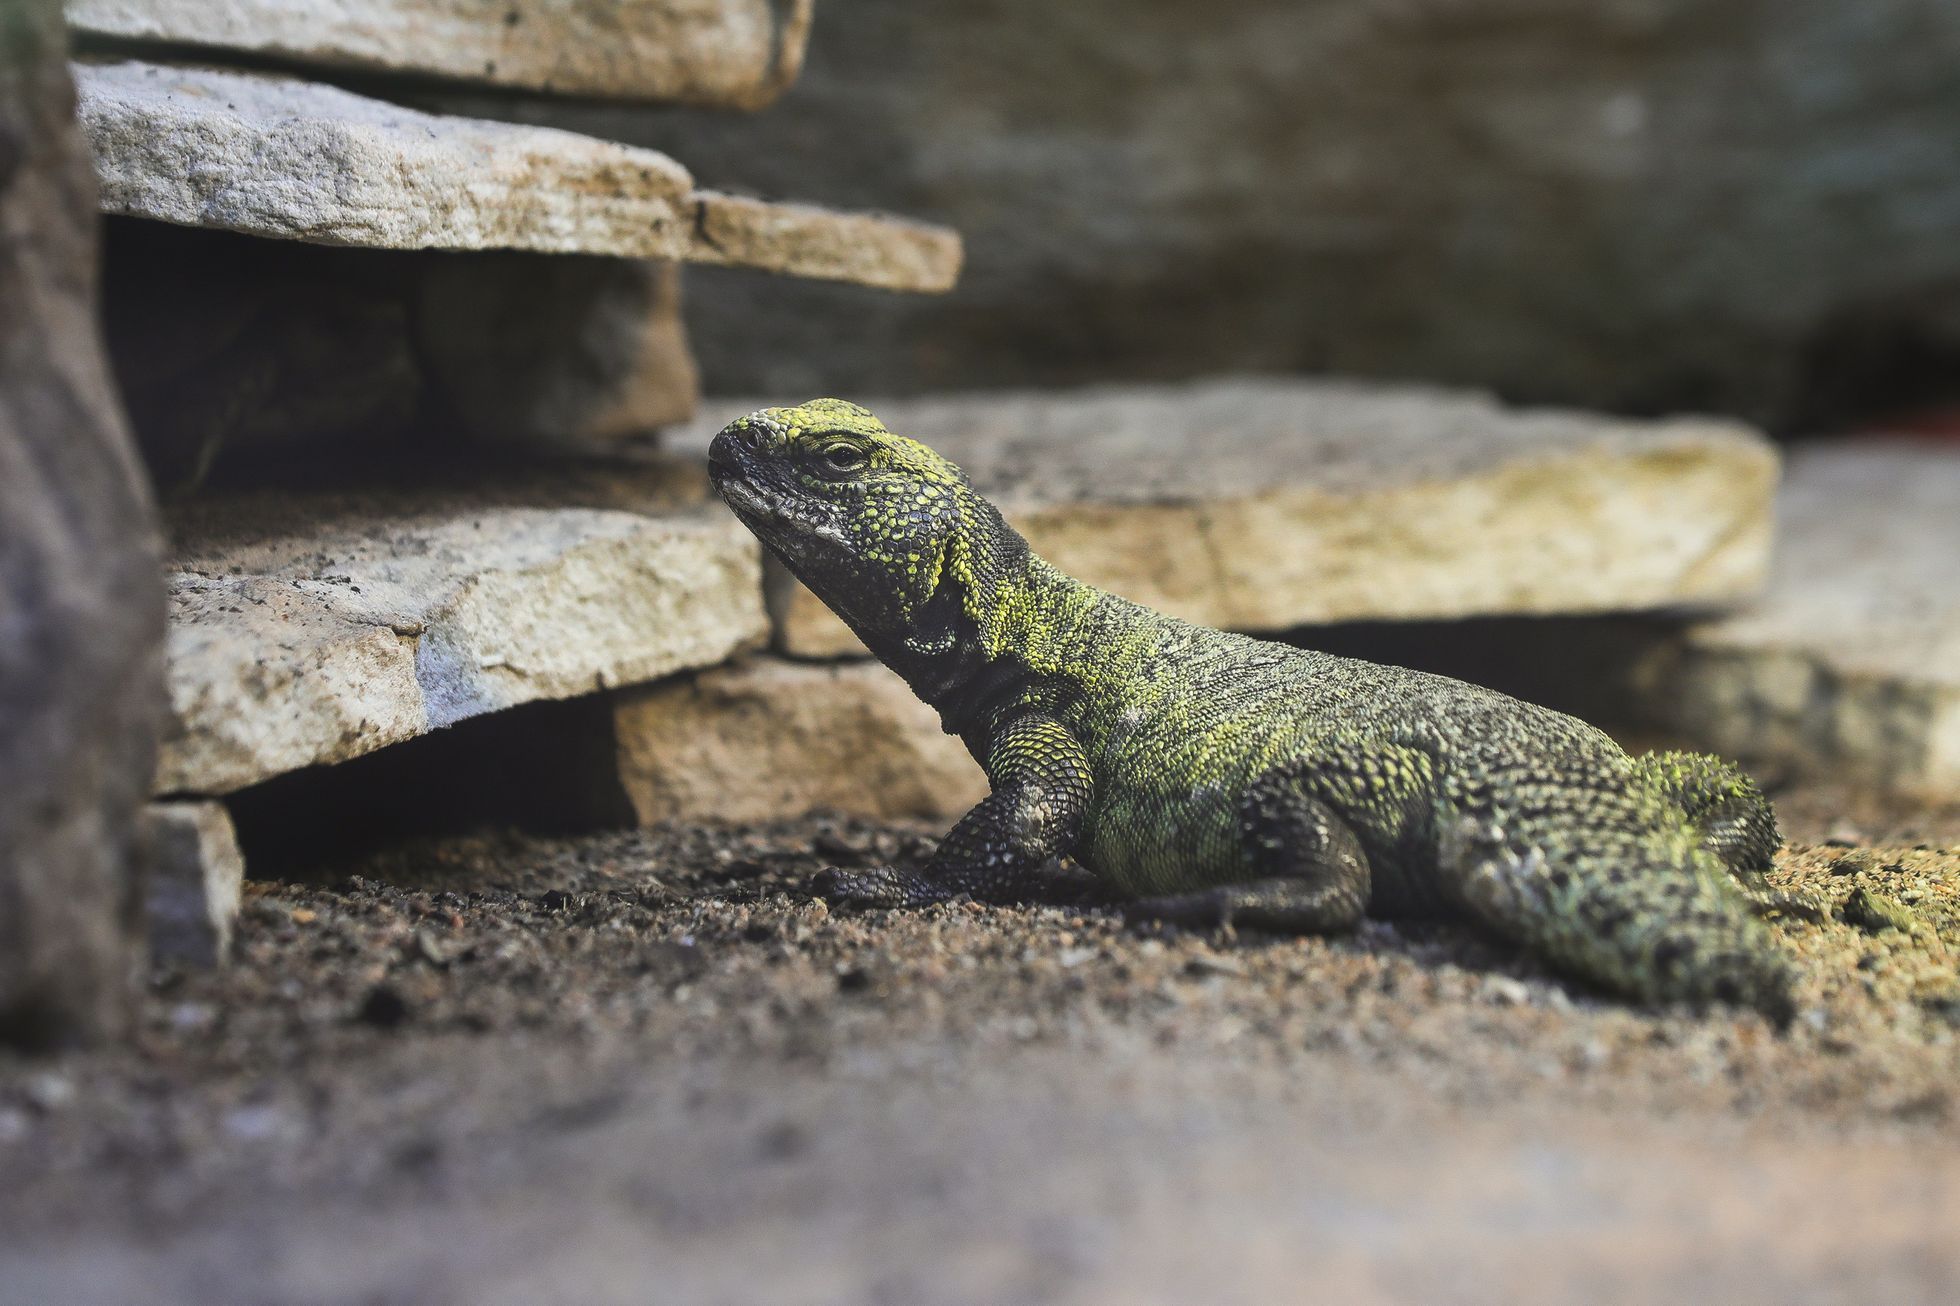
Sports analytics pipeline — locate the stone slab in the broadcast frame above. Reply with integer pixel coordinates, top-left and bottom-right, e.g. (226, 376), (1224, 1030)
(142, 801), (245, 966)
(672, 380), (1779, 658)
(73, 60), (963, 290)
(614, 658), (986, 824)
(66, 0), (813, 109)
(688, 191), (963, 294)
(159, 463), (766, 796)
(76, 58), (694, 254)
(1629, 442), (1960, 799)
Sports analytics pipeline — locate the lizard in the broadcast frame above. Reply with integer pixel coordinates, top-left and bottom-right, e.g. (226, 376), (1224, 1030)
(707, 398), (1798, 1020)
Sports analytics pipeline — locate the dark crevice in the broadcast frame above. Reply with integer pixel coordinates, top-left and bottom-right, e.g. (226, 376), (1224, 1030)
(222, 691), (636, 880)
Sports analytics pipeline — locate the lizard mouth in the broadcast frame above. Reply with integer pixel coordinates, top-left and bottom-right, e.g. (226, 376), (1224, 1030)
(712, 469), (851, 547)
(715, 477), (779, 519)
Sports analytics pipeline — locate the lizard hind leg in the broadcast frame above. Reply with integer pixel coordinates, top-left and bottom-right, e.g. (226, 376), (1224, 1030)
(1631, 749), (1782, 877)
(1445, 808), (1797, 1023)
(1122, 777), (1371, 934)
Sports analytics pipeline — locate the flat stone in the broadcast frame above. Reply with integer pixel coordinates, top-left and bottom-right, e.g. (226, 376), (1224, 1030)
(673, 380), (1778, 658)
(614, 658), (985, 824)
(142, 802), (245, 966)
(688, 192), (963, 294)
(1629, 443), (1960, 799)
(67, 0), (813, 110)
(73, 60), (962, 290)
(159, 464), (765, 796)
(76, 59), (695, 255)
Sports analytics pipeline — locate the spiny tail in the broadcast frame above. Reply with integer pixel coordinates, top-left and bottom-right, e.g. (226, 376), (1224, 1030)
(1446, 767), (1797, 1022)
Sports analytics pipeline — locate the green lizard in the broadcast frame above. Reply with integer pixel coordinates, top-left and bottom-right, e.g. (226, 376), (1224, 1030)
(708, 399), (1797, 1019)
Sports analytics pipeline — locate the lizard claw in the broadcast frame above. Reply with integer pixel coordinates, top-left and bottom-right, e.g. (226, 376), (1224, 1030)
(1743, 888), (1828, 925)
(811, 865), (917, 909)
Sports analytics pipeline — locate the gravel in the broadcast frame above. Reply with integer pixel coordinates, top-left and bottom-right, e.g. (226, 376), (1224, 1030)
(3, 783), (1959, 1303)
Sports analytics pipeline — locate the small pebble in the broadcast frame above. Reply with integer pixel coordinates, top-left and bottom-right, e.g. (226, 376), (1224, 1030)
(356, 983), (412, 1029)
(1830, 850), (1879, 877)
(1483, 976), (1533, 1006)
(1823, 821), (1865, 847)
(223, 1104), (291, 1142)
(21, 1072), (73, 1113)
(170, 1002), (216, 1032)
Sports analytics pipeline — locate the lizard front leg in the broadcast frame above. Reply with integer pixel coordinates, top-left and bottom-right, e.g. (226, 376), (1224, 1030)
(814, 714), (1093, 908)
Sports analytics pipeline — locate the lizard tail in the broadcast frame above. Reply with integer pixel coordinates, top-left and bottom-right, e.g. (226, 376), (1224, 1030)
(1447, 795), (1798, 1023)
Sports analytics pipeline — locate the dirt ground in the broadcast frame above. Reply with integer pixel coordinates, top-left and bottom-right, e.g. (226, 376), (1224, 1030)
(4, 781), (1960, 1305)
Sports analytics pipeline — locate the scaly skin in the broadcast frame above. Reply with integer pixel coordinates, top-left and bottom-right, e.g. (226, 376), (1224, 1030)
(708, 399), (1796, 1020)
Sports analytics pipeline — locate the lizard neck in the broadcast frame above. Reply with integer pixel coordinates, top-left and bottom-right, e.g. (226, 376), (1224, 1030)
(861, 508), (1083, 738)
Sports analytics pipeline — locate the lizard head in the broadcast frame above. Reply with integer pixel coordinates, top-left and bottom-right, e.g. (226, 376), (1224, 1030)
(708, 399), (1022, 648)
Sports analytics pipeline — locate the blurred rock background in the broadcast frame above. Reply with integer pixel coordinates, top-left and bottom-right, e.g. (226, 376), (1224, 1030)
(519, 0), (1960, 430)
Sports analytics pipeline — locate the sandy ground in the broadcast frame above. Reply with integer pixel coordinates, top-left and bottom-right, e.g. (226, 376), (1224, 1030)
(4, 783), (1960, 1305)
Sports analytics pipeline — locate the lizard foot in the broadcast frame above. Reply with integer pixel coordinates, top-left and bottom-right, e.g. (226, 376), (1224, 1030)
(1742, 888), (1829, 925)
(811, 865), (957, 910)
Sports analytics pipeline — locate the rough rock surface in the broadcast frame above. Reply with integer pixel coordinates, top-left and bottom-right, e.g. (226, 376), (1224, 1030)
(158, 464), (765, 796)
(1631, 442), (1960, 799)
(66, 0), (814, 109)
(614, 658), (986, 824)
(595, 0), (1960, 426)
(141, 802), (245, 966)
(74, 60), (964, 288)
(688, 191), (962, 294)
(674, 381), (1779, 658)
(75, 59), (695, 255)
(0, 1), (164, 1048)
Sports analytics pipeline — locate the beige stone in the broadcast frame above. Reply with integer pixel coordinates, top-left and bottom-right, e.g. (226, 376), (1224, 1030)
(76, 59), (694, 254)
(159, 463), (766, 796)
(614, 658), (986, 824)
(73, 60), (963, 290)
(688, 192), (963, 293)
(66, 0), (813, 109)
(674, 380), (1779, 658)
(1629, 442), (1960, 799)
(142, 802), (245, 966)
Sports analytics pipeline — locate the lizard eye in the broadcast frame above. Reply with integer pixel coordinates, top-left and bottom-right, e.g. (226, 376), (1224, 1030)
(818, 444), (868, 474)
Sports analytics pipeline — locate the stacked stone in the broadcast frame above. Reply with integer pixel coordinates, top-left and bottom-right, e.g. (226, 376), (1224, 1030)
(1627, 442), (1960, 802)
(60, 0), (959, 964)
